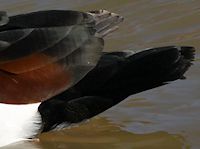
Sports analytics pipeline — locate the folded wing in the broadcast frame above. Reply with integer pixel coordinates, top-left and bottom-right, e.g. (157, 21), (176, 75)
(0, 10), (105, 104)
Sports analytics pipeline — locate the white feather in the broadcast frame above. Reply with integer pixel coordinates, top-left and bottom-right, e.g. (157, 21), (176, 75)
(0, 103), (42, 147)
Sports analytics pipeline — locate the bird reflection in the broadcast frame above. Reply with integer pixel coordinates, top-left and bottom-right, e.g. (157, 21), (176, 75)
(4, 117), (185, 149)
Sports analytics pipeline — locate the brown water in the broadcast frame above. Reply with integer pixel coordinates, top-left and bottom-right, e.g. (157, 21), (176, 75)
(1, 0), (200, 149)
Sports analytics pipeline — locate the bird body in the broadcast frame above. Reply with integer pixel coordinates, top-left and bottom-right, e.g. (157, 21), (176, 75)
(0, 10), (195, 147)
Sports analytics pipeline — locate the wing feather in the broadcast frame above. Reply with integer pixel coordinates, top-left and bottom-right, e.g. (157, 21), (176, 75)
(0, 27), (73, 63)
(0, 25), (96, 73)
(0, 37), (103, 104)
(0, 10), (118, 104)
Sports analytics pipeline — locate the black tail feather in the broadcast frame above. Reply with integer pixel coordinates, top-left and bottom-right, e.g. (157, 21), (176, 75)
(39, 46), (195, 132)
(71, 46), (195, 100)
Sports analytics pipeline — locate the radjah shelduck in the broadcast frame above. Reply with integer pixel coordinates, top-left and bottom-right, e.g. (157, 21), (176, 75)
(0, 10), (195, 147)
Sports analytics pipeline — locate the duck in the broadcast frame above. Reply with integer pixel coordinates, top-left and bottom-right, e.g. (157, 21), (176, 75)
(0, 10), (195, 147)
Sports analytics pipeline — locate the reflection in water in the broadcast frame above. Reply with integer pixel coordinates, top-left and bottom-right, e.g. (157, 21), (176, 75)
(5, 118), (185, 149)
(4, 142), (40, 149)
(0, 0), (200, 149)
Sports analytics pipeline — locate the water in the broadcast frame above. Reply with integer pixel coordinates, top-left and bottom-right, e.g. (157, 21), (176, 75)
(1, 0), (200, 149)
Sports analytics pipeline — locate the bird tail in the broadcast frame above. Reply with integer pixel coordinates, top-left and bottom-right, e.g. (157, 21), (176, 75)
(87, 10), (124, 37)
(38, 46), (195, 132)
(99, 46), (195, 100)
(125, 46), (194, 82)
(63, 46), (195, 115)
(69, 46), (195, 101)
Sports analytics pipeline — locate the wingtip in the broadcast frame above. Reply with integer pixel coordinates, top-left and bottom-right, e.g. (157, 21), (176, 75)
(87, 9), (124, 37)
(180, 46), (195, 61)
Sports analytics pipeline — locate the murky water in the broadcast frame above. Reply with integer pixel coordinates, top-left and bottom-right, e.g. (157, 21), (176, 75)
(1, 0), (200, 149)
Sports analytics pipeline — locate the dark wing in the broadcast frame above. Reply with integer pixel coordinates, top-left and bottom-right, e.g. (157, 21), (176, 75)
(38, 46), (195, 131)
(0, 26), (99, 73)
(0, 10), (94, 30)
(0, 10), (97, 70)
(0, 10), (103, 103)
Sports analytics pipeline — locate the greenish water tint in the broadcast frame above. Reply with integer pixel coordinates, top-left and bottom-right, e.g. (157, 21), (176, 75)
(1, 0), (200, 149)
